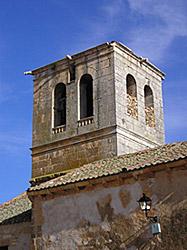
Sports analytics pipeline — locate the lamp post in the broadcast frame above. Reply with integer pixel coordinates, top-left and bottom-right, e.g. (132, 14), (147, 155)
(138, 193), (161, 235)
(137, 193), (152, 218)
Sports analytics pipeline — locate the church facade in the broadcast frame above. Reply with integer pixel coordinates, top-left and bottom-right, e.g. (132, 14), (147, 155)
(0, 42), (186, 250)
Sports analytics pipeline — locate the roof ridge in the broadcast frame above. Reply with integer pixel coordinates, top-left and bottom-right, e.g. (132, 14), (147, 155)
(0, 192), (28, 208)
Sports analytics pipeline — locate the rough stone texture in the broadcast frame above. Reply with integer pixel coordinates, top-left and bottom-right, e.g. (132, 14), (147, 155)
(32, 44), (116, 179)
(31, 162), (187, 250)
(32, 130), (117, 178)
(32, 46), (115, 147)
(0, 223), (31, 250)
(113, 45), (165, 155)
(127, 94), (138, 119)
(145, 107), (155, 127)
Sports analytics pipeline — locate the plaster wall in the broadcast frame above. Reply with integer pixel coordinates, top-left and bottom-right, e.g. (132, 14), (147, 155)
(33, 165), (187, 249)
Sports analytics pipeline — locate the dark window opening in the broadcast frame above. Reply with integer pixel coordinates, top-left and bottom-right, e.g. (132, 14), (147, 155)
(126, 74), (138, 119)
(144, 85), (154, 107)
(126, 74), (137, 97)
(144, 85), (155, 127)
(69, 63), (76, 81)
(0, 246), (8, 250)
(80, 74), (93, 119)
(54, 83), (66, 127)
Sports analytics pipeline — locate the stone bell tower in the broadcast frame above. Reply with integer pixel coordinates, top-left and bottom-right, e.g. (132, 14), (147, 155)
(30, 41), (165, 183)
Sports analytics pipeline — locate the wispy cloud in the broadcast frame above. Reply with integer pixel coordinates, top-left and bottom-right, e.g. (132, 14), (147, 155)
(102, 0), (124, 20)
(127, 0), (187, 62)
(84, 0), (187, 63)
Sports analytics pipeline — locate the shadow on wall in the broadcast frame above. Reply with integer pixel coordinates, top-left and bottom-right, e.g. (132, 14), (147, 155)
(0, 209), (31, 226)
(80, 200), (187, 250)
(41, 184), (187, 249)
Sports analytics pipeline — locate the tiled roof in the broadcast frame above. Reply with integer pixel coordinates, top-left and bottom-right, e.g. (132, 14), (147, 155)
(0, 192), (32, 225)
(29, 141), (187, 192)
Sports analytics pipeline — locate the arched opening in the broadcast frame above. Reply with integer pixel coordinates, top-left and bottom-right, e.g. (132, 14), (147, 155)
(126, 74), (138, 119)
(144, 85), (154, 107)
(54, 83), (66, 127)
(144, 85), (155, 127)
(80, 74), (93, 119)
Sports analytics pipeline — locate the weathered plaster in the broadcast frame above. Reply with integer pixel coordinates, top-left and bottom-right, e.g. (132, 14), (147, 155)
(31, 165), (187, 249)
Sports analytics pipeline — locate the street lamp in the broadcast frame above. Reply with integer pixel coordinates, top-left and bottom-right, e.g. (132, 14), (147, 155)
(138, 193), (161, 235)
(137, 193), (152, 217)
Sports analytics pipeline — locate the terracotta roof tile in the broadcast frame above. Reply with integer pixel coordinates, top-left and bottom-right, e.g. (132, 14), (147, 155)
(0, 192), (32, 225)
(29, 141), (187, 192)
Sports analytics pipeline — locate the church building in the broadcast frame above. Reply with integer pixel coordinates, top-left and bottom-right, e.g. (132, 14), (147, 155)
(0, 41), (186, 250)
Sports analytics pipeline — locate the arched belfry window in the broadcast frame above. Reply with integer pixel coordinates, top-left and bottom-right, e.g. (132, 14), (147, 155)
(144, 85), (155, 127)
(54, 83), (66, 127)
(126, 74), (138, 119)
(80, 74), (93, 119)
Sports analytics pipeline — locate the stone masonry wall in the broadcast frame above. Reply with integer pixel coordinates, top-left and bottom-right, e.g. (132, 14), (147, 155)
(127, 94), (138, 119)
(145, 106), (156, 128)
(32, 47), (115, 147)
(32, 45), (117, 178)
(31, 42), (165, 178)
(31, 163), (187, 250)
(32, 132), (117, 178)
(0, 222), (31, 250)
(114, 45), (165, 154)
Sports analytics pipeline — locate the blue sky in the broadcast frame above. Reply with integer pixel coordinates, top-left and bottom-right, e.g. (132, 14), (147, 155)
(0, 0), (187, 204)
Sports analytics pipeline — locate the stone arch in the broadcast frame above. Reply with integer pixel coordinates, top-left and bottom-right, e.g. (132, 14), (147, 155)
(126, 74), (138, 119)
(54, 83), (66, 127)
(144, 85), (155, 127)
(79, 74), (93, 119)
